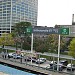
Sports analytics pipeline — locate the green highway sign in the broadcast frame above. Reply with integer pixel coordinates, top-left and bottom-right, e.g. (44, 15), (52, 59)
(25, 26), (69, 35)
(32, 27), (59, 34)
(26, 26), (32, 34)
(60, 28), (69, 35)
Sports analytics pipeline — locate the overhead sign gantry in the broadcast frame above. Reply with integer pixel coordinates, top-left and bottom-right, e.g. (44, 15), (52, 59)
(26, 26), (69, 35)
(26, 26), (69, 71)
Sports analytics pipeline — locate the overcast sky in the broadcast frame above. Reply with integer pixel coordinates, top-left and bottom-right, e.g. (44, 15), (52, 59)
(37, 0), (75, 27)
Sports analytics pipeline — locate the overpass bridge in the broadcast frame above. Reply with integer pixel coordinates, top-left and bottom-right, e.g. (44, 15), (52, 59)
(0, 57), (70, 75)
(0, 46), (75, 75)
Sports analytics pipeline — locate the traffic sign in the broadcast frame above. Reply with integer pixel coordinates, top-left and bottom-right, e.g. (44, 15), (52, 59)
(60, 28), (69, 35)
(32, 26), (59, 34)
(26, 26), (69, 35)
(26, 26), (32, 34)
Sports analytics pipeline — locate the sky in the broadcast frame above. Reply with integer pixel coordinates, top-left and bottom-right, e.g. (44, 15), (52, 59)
(37, 0), (75, 27)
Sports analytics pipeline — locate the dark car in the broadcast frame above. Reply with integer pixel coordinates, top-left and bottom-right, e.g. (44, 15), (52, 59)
(25, 57), (37, 62)
(67, 64), (75, 71)
(59, 60), (68, 67)
(50, 64), (63, 71)
(46, 61), (63, 71)
(50, 61), (57, 67)
(49, 61), (66, 71)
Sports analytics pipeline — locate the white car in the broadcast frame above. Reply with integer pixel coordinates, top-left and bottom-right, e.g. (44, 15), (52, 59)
(50, 61), (57, 64)
(13, 54), (22, 59)
(39, 58), (46, 62)
(50, 61), (57, 66)
(36, 58), (46, 64)
(67, 64), (75, 71)
(8, 53), (15, 58)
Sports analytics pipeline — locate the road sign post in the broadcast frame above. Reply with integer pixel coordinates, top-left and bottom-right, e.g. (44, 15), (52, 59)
(26, 26), (33, 64)
(25, 26), (69, 67)
(31, 33), (33, 64)
(60, 28), (69, 35)
(26, 26), (32, 34)
(57, 28), (69, 71)
(57, 34), (60, 71)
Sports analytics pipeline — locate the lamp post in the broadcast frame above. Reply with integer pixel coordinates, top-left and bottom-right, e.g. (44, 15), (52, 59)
(57, 28), (69, 71)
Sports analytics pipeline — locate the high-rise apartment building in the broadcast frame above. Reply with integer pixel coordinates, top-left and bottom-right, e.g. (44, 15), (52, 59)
(0, 0), (38, 35)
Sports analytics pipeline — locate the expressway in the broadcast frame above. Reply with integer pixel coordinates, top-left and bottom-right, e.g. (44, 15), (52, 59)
(0, 46), (75, 75)
(0, 46), (74, 60)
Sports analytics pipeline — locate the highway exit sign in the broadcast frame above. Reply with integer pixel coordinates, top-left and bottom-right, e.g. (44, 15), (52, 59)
(60, 28), (69, 35)
(26, 26), (32, 34)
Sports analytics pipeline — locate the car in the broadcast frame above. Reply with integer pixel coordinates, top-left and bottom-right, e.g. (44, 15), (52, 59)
(50, 64), (63, 71)
(46, 61), (63, 71)
(67, 64), (75, 71)
(8, 53), (15, 58)
(13, 54), (22, 59)
(39, 58), (46, 62)
(50, 61), (57, 66)
(49, 61), (65, 71)
(25, 57), (37, 62)
(50, 61), (57, 64)
(24, 57), (31, 61)
(59, 60), (68, 67)
(36, 58), (46, 64)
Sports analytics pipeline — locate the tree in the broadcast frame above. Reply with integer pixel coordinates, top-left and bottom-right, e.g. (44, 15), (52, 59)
(0, 33), (15, 49)
(34, 38), (48, 53)
(13, 22), (32, 50)
(45, 34), (66, 53)
(68, 38), (75, 58)
(14, 21), (31, 37)
(33, 34), (66, 53)
(35, 43), (48, 53)
(45, 34), (58, 53)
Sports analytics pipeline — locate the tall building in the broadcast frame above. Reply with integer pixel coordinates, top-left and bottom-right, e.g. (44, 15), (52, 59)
(0, 0), (38, 35)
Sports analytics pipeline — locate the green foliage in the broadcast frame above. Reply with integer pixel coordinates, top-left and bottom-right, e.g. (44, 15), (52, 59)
(33, 34), (67, 53)
(46, 34), (58, 53)
(14, 21), (31, 37)
(35, 43), (48, 53)
(68, 38), (75, 58)
(12, 21), (32, 50)
(34, 38), (49, 53)
(46, 34), (66, 53)
(0, 33), (15, 46)
(22, 36), (31, 50)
